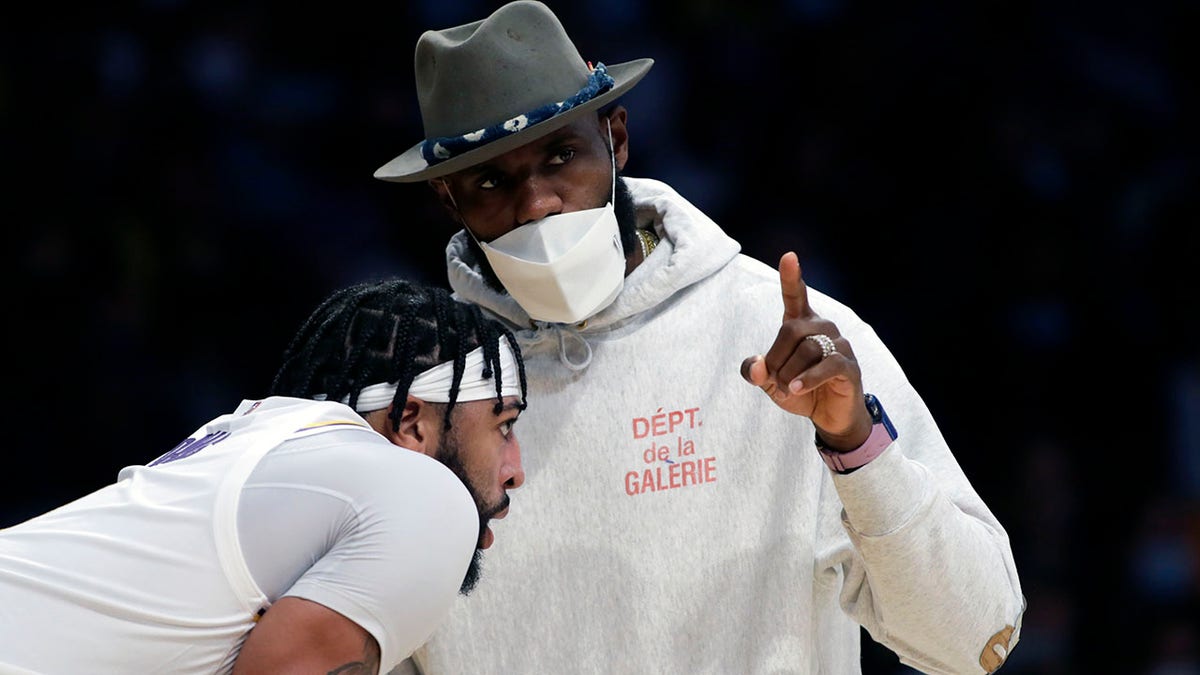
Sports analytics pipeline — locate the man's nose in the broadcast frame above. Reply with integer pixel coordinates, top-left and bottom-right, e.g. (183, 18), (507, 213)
(514, 177), (563, 225)
(504, 436), (525, 490)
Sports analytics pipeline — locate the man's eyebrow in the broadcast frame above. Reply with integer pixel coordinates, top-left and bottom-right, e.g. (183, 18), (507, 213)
(542, 126), (586, 145)
(519, 127), (588, 156)
(499, 401), (526, 414)
(459, 164), (491, 179)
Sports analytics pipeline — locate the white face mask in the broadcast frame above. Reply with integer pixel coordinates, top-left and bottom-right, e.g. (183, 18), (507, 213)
(462, 121), (625, 324)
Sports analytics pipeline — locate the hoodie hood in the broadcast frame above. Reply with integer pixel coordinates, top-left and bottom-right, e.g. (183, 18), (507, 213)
(446, 177), (742, 342)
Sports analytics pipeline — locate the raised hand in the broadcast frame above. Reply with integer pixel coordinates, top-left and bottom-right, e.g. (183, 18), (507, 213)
(740, 252), (873, 451)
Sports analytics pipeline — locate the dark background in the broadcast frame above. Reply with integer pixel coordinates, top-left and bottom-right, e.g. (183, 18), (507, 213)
(5, 1), (1197, 673)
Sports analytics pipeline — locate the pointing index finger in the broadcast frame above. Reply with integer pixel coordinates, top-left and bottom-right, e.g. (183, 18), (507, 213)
(779, 251), (812, 321)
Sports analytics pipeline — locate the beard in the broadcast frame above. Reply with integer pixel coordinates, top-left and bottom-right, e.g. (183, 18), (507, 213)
(465, 174), (640, 294)
(434, 431), (509, 596)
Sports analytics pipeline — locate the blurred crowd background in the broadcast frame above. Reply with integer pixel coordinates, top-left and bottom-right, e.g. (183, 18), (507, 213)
(5, 1), (1197, 673)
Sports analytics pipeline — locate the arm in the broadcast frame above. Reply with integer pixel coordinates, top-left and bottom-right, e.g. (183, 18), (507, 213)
(234, 596), (381, 675)
(238, 444), (478, 671)
(742, 252), (1025, 674)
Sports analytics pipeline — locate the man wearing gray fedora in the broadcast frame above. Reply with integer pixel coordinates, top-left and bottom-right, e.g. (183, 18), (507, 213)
(374, 2), (1025, 674)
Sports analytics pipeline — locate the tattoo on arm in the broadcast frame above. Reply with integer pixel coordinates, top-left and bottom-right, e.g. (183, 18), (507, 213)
(326, 634), (381, 675)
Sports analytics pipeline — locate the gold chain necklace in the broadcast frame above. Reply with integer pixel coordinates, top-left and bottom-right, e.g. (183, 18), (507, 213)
(636, 228), (660, 259)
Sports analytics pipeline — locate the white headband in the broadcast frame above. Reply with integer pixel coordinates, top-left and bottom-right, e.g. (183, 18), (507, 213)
(315, 338), (521, 413)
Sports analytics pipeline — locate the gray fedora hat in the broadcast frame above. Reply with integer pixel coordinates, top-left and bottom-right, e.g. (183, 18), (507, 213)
(374, 0), (653, 183)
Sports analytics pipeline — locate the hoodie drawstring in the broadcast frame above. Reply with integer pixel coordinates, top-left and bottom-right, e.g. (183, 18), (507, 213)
(524, 322), (593, 371)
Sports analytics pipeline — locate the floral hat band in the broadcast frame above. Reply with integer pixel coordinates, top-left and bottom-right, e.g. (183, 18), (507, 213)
(420, 63), (615, 166)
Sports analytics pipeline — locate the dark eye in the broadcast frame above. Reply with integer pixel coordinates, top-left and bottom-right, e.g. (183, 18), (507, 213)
(477, 172), (504, 190)
(548, 147), (575, 166)
(500, 418), (517, 437)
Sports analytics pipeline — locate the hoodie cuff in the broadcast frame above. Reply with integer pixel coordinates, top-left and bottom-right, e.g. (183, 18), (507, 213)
(830, 441), (931, 536)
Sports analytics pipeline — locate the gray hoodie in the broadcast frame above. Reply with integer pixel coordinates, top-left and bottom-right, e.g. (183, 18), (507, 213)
(404, 176), (1025, 674)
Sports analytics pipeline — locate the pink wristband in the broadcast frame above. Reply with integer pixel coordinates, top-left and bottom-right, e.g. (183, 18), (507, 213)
(816, 394), (898, 473)
(819, 422), (895, 472)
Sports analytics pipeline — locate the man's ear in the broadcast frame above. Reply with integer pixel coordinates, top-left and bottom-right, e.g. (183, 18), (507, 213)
(605, 105), (630, 172)
(377, 396), (440, 456)
(427, 178), (462, 223)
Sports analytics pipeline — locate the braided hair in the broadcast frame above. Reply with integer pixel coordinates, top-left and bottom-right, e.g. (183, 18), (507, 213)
(270, 278), (527, 431)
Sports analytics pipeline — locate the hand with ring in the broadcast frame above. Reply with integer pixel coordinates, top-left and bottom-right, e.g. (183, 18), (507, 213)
(740, 252), (874, 451)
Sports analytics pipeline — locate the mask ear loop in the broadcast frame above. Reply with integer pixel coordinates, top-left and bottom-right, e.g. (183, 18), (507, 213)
(605, 117), (616, 205)
(440, 178), (460, 211)
(442, 179), (486, 249)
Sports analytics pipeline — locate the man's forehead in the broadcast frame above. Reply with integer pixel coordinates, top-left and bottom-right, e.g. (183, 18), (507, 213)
(457, 396), (524, 415)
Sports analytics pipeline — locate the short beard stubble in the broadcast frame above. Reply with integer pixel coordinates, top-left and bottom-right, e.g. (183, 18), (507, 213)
(434, 429), (509, 596)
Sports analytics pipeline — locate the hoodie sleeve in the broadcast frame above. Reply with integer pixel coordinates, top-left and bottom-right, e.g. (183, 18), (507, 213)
(812, 298), (1026, 674)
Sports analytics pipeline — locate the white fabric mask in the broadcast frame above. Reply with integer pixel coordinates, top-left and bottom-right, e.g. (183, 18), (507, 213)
(461, 121), (625, 324)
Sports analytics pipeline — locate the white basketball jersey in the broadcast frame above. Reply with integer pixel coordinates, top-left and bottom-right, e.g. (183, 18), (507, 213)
(0, 397), (387, 673)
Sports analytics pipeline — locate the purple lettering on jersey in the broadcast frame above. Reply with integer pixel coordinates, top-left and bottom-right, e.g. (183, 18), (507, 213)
(147, 430), (231, 466)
